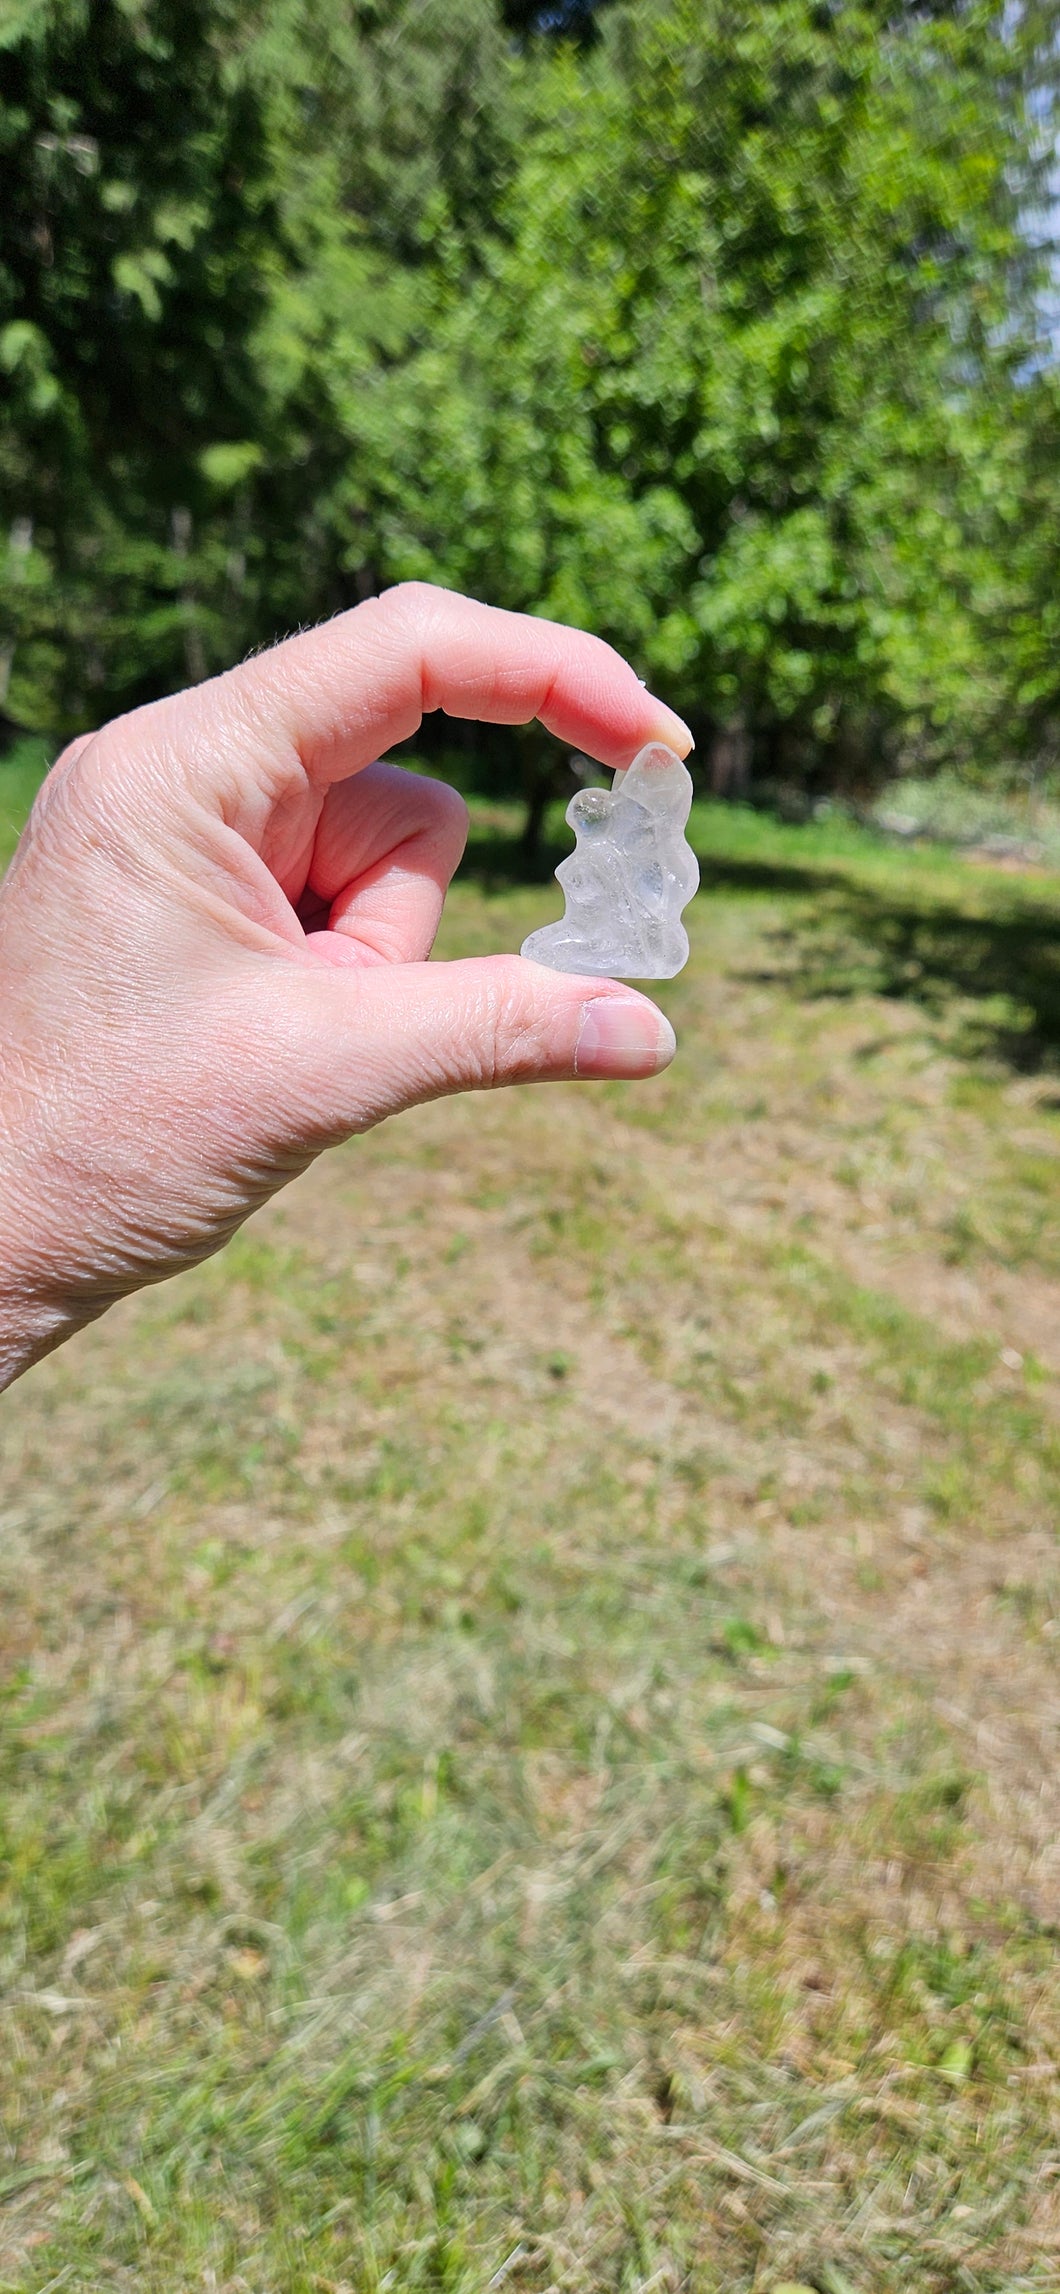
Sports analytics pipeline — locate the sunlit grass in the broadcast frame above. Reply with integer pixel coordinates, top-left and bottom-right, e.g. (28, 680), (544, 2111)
(1, 759), (1059, 2290)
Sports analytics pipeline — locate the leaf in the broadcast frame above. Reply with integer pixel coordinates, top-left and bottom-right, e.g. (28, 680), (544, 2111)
(199, 442), (264, 491)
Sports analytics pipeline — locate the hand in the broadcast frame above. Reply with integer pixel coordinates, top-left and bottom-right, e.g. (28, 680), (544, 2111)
(0, 583), (691, 1388)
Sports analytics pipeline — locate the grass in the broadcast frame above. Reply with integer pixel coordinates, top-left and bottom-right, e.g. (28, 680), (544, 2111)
(868, 773), (1060, 867)
(1, 748), (1059, 2291)
(0, 739), (52, 873)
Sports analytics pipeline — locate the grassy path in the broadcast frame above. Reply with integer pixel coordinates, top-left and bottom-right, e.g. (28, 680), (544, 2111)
(1, 759), (1059, 2290)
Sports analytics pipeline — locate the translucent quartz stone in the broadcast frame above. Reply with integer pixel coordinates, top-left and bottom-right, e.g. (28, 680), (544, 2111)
(520, 741), (699, 979)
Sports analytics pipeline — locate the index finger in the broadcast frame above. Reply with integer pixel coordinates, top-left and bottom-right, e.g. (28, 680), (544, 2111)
(178, 583), (693, 815)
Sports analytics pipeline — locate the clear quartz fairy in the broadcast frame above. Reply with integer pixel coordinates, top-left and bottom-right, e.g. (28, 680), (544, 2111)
(520, 741), (699, 980)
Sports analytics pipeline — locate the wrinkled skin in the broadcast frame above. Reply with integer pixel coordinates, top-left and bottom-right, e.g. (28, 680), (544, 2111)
(0, 585), (690, 1389)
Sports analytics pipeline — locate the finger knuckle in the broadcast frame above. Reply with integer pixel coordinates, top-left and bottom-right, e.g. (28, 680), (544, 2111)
(433, 779), (470, 839)
(27, 732), (101, 838)
(51, 732), (92, 776)
(372, 580), (441, 635)
(481, 954), (544, 1087)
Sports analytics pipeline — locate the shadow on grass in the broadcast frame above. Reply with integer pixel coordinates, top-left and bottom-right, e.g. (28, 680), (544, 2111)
(458, 824), (570, 888)
(716, 857), (1060, 1076)
(462, 828), (1060, 1074)
(814, 896), (1059, 1075)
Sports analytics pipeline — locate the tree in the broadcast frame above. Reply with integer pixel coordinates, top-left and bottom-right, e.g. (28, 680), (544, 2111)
(0, 0), (277, 730)
(0, 0), (514, 733)
(236, 0), (514, 634)
(375, 0), (1048, 794)
(1, 0), (1054, 815)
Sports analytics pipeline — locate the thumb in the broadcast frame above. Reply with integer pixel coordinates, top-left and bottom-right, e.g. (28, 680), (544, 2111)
(255, 954), (677, 1146)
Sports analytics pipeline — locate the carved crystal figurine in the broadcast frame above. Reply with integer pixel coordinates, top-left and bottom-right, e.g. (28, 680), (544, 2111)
(521, 742), (699, 979)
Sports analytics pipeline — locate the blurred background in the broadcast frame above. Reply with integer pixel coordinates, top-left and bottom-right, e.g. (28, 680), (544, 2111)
(2, 9), (1060, 2293)
(4, 0), (1060, 834)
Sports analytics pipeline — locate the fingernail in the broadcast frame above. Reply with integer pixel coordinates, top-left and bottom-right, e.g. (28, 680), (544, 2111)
(652, 706), (694, 755)
(575, 996), (677, 1078)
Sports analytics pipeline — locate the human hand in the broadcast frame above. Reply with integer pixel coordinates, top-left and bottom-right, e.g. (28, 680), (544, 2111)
(0, 584), (691, 1388)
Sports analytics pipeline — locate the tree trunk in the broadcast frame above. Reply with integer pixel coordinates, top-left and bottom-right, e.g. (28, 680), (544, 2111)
(709, 715), (751, 800)
(520, 759), (553, 870)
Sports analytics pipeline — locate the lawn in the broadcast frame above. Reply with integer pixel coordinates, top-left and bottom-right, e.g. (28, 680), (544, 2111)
(1, 742), (1059, 2292)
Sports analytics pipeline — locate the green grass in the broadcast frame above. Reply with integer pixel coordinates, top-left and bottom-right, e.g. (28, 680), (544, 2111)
(1, 766), (1059, 2290)
(0, 738), (52, 872)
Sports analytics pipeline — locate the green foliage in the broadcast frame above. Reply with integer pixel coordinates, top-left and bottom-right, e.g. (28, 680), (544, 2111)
(0, 0), (277, 726)
(0, 0), (1056, 792)
(379, 0), (1049, 787)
